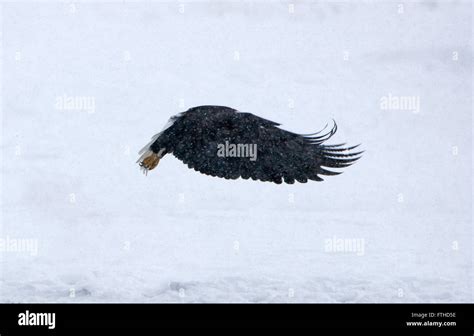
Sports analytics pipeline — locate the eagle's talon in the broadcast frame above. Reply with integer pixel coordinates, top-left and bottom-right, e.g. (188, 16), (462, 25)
(139, 152), (160, 172)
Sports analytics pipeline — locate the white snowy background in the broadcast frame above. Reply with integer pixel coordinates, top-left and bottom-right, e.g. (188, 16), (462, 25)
(0, 0), (472, 302)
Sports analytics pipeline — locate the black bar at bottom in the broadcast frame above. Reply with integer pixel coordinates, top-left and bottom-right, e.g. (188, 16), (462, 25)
(0, 303), (472, 333)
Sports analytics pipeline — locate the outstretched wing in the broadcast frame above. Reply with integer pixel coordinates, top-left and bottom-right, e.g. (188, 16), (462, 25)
(169, 111), (362, 184)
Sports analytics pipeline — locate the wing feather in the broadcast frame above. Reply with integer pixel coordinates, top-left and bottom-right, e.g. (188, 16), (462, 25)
(169, 110), (361, 184)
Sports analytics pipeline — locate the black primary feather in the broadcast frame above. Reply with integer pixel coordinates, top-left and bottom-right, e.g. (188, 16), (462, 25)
(138, 105), (362, 184)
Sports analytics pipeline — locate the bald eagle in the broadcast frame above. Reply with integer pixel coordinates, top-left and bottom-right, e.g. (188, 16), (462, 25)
(138, 105), (362, 184)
